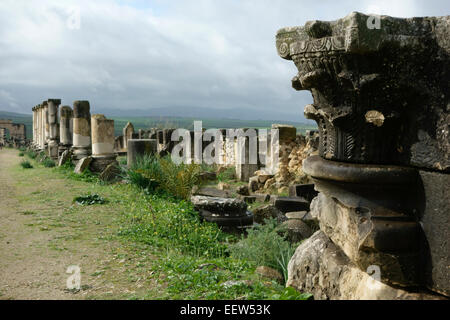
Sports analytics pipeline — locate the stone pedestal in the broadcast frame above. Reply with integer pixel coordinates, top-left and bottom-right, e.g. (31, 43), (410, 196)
(72, 101), (91, 162)
(59, 105), (73, 157)
(90, 114), (117, 173)
(127, 139), (157, 167)
(304, 156), (421, 287)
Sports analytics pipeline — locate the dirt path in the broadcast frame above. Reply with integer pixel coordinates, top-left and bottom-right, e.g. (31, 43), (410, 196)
(0, 149), (157, 300)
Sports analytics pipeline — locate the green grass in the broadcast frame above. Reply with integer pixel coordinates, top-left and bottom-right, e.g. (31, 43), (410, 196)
(42, 158), (56, 168)
(17, 153), (310, 300)
(230, 219), (298, 282)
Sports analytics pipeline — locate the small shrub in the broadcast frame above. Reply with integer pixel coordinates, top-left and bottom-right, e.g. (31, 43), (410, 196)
(229, 218), (297, 282)
(217, 166), (236, 182)
(125, 154), (203, 200)
(20, 160), (33, 169)
(18, 152), (24, 157)
(26, 150), (37, 159)
(74, 193), (106, 205)
(42, 158), (56, 168)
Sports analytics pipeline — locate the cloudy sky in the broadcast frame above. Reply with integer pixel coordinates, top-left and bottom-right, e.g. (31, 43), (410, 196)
(0, 0), (449, 121)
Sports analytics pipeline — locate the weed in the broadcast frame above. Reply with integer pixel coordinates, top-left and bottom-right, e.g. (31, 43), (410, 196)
(18, 152), (24, 157)
(42, 158), (56, 168)
(229, 218), (298, 282)
(20, 160), (33, 169)
(74, 193), (107, 205)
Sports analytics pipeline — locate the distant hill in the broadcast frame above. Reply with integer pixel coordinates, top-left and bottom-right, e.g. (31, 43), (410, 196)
(95, 106), (311, 123)
(0, 109), (317, 140)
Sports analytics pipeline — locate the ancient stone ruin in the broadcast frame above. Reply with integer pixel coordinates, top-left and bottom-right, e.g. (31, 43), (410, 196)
(0, 119), (26, 147)
(276, 12), (449, 299)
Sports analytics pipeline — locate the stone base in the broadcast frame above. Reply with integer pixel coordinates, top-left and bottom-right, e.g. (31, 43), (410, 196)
(90, 155), (118, 173)
(287, 231), (444, 300)
(72, 146), (91, 162)
(58, 144), (71, 158)
(48, 142), (59, 160)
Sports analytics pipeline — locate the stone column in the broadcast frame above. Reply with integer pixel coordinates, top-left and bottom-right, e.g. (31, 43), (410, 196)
(72, 100), (91, 162)
(127, 139), (157, 167)
(47, 99), (61, 160)
(123, 122), (134, 150)
(90, 114), (117, 172)
(32, 107), (35, 147)
(277, 12), (450, 299)
(42, 101), (49, 152)
(39, 104), (45, 150)
(234, 129), (259, 182)
(59, 106), (73, 155)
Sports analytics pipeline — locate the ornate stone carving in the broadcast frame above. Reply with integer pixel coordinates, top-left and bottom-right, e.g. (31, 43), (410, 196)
(276, 12), (449, 171)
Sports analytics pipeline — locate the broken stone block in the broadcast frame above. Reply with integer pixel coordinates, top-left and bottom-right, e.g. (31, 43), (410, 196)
(58, 149), (71, 167)
(192, 187), (232, 198)
(127, 139), (157, 167)
(99, 163), (120, 182)
(270, 196), (310, 213)
(272, 124), (296, 143)
(197, 171), (217, 182)
(252, 204), (286, 224)
(239, 195), (256, 204)
(74, 156), (92, 174)
(282, 219), (312, 243)
(288, 184), (318, 202)
(236, 185), (249, 196)
(191, 195), (253, 227)
(248, 176), (260, 193)
(191, 196), (248, 215)
(256, 266), (283, 283)
(287, 231), (444, 300)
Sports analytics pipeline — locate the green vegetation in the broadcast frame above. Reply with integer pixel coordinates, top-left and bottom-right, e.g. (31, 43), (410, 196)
(42, 158), (56, 168)
(20, 159), (33, 169)
(18, 152), (24, 157)
(74, 193), (107, 205)
(230, 219), (298, 282)
(14, 149), (309, 300)
(124, 154), (203, 200)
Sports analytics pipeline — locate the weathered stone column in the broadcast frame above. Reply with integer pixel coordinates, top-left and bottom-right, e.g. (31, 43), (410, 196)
(59, 105), (73, 156)
(32, 107), (35, 146)
(123, 122), (134, 150)
(42, 101), (49, 152)
(277, 12), (449, 299)
(234, 129), (259, 182)
(90, 114), (117, 172)
(39, 103), (45, 150)
(47, 99), (61, 160)
(127, 139), (157, 167)
(72, 100), (91, 162)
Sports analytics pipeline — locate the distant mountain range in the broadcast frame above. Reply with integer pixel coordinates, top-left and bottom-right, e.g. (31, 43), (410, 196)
(94, 106), (311, 123)
(1, 106), (310, 123)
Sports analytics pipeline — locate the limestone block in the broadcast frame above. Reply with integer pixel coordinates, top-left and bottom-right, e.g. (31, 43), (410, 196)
(287, 231), (444, 300)
(74, 156), (92, 174)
